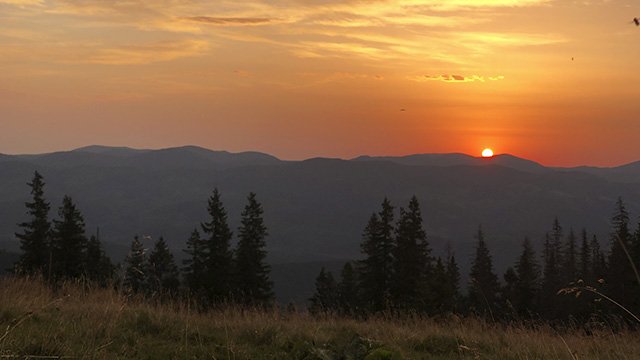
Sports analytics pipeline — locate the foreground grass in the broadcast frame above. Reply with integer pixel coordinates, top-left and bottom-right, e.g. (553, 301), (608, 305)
(1, 278), (640, 359)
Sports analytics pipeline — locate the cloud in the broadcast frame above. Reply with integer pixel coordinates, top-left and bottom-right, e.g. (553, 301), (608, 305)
(411, 74), (505, 82)
(184, 16), (274, 26)
(452, 32), (567, 47)
(402, 0), (551, 11)
(0, 0), (566, 70)
(0, 0), (43, 5)
(87, 39), (209, 65)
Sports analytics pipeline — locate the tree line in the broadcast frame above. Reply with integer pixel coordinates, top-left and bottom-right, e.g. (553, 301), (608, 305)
(11, 171), (640, 323)
(309, 196), (640, 325)
(14, 171), (273, 308)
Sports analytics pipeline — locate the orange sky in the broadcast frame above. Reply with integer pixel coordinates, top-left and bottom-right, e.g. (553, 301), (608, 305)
(1, 0), (639, 166)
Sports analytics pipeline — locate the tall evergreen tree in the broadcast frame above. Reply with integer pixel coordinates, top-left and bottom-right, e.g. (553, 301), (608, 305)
(124, 235), (147, 294)
(378, 197), (395, 292)
(590, 234), (606, 281)
(562, 228), (578, 285)
(85, 230), (114, 286)
(309, 267), (338, 314)
(468, 226), (500, 318)
(607, 197), (635, 308)
(15, 171), (51, 277)
(201, 188), (234, 303)
(358, 213), (382, 312)
(513, 237), (540, 316)
(540, 218), (564, 318)
(358, 198), (395, 313)
(631, 220), (640, 314)
(182, 229), (207, 296)
(392, 196), (430, 310)
(234, 192), (273, 306)
(337, 262), (359, 315)
(51, 196), (87, 280)
(633, 221), (640, 281)
(147, 237), (180, 296)
(568, 229), (602, 321)
(578, 229), (592, 283)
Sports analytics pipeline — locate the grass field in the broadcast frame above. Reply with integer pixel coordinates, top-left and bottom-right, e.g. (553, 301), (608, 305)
(1, 277), (639, 359)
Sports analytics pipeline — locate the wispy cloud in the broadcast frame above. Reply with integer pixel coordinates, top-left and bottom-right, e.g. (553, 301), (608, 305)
(0, 0), (43, 5)
(87, 39), (209, 65)
(410, 74), (506, 82)
(397, 0), (552, 10)
(184, 16), (274, 26)
(0, 0), (566, 72)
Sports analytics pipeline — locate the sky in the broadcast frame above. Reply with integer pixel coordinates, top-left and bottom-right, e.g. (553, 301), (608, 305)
(1, 0), (639, 166)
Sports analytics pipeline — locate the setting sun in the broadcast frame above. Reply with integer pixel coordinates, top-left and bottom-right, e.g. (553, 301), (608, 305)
(482, 148), (494, 158)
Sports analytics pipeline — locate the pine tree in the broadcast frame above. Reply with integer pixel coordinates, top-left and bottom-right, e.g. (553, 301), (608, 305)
(553, 228), (580, 318)
(513, 237), (540, 316)
(309, 267), (338, 314)
(468, 226), (500, 318)
(358, 213), (382, 312)
(182, 229), (207, 296)
(540, 218), (564, 319)
(607, 197), (635, 308)
(631, 220), (640, 314)
(15, 171), (51, 277)
(578, 229), (592, 282)
(201, 188), (233, 303)
(124, 235), (147, 294)
(337, 262), (359, 315)
(392, 196), (430, 310)
(51, 196), (87, 280)
(633, 222), (640, 280)
(147, 237), (180, 297)
(378, 197), (395, 297)
(590, 234), (606, 281)
(85, 230), (114, 286)
(562, 228), (578, 285)
(568, 229), (602, 321)
(234, 192), (273, 306)
(358, 198), (395, 313)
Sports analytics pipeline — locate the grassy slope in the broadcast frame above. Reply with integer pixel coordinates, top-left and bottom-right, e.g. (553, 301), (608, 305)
(1, 278), (639, 359)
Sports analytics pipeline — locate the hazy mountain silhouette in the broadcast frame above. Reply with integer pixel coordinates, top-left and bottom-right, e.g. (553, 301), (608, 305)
(6, 146), (280, 170)
(74, 145), (150, 156)
(353, 153), (548, 173)
(569, 161), (640, 183)
(1, 145), (640, 302)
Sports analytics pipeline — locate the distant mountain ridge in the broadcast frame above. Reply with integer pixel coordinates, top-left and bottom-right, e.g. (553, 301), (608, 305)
(2, 145), (281, 170)
(352, 153), (549, 173)
(2, 145), (640, 303)
(4, 145), (640, 171)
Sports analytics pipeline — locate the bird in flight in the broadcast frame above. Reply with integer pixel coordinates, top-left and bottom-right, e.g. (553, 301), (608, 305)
(634, 17), (639, 26)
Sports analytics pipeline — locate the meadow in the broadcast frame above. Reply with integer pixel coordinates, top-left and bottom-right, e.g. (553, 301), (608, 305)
(1, 277), (639, 359)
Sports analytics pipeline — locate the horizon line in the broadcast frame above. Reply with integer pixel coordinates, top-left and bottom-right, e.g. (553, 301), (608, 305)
(1, 144), (637, 170)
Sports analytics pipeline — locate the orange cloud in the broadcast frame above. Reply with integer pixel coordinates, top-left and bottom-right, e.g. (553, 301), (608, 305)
(184, 16), (274, 26)
(87, 39), (209, 65)
(0, 0), (43, 5)
(411, 74), (505, 82)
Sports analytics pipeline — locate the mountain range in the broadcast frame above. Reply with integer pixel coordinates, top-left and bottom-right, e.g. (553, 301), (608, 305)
(1, 145), (640, 303)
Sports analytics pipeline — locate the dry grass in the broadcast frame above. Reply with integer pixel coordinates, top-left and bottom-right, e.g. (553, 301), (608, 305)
(1, 277), (640, 359)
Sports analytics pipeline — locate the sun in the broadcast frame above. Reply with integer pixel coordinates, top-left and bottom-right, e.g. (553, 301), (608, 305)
(481, 148), (494, 158)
